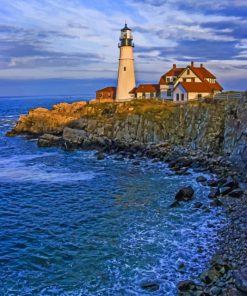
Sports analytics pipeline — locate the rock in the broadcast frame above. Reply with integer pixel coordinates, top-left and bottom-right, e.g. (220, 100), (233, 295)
(38, 134), (62, 147)
(140, 281), (159, 292)
(196, 176), (207, 183)
(207, 179), (219, 187)
(208, 188), (220, 199)
(210, 199), (223, 207)
(210, 286), (222, 295)
(228, 189), (243, 198)
(169, 200), (181, 208)
(200, 268), (220, 284)
(62, 127), (88, 145)
(175, 186), (194, 201)
(222, 176), (239, 189)
(177, 280), (196, 292)
(234, 268), (247, 293)
(219, 186), (233, 196)
(133, 161), (140, 166)
(194, 202), (203, 208)
(96, 152), (105, 160)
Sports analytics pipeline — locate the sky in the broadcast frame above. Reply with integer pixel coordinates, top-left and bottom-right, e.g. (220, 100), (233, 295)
(0, 0), (246, 96)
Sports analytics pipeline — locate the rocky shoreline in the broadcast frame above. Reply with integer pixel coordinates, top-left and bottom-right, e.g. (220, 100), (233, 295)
(7, 98), (247, 295)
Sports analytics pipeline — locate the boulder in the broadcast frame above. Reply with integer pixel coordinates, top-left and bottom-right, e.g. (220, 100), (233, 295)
(208, 188), (220, 199)
(228, 189), (243, 198)
(62, 127), (89, 145)
(140, 281), (159, 292)
(169, 200), (181, 208)
(207, 179), (219, 187)
(210, 199), (223, 207)
(38, 134), (62, 147)
(219, 186), (233, 196)
(234, 268), (247, 293)
(96, 152), (105, 160)
(175, 186), (194, 201)
(177, 280), (197, 292)
(194, 202), (203, 208)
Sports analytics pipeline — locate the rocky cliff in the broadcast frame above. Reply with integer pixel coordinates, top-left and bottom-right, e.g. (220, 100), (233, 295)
(8, 97), (247, 172)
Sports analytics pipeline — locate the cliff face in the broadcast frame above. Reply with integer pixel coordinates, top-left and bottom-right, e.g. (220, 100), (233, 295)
(9, 98), (247, 171)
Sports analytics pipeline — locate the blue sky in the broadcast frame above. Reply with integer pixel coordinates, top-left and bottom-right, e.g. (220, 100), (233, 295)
(0, 0), (246, 96)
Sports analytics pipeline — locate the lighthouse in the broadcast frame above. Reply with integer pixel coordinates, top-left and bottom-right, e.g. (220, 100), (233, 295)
(116, 23), (136, 101)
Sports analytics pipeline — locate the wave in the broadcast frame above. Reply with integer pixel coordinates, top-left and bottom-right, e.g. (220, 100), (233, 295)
(0, 152), (97, 183)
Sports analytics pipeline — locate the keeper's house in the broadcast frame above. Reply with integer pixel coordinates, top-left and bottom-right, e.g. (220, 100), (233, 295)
(133, 61), (223, 102)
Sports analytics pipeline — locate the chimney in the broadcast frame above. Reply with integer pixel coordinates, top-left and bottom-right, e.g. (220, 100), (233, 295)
(200, 63), (203, 68)
(191, 61), (194, 67)
(173, 64), (176, 69)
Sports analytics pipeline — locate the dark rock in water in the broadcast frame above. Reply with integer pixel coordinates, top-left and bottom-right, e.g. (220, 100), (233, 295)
(200, 268), (220, 284)
(177, 280), (196, 292)
(196, 176), (207, 183)
(194, 202), (203, 208)
(207, 179), (219, 187)
(210, 286), (222, 295)
(169, 200), (181, 208)
(228, 189), (243, 198)
(175, 186), (194, 201)
(140, 281), (159, 292)
(133, 160), (140, 166)
(219, 186), (233, 196)
(38, 134), (62, 147)
(208, 188), (220, 199)
(234, 268), (247, 293)
(96, 152), (105, 160)
(222, 176), (239, 189)
(210, 199), (223, 207)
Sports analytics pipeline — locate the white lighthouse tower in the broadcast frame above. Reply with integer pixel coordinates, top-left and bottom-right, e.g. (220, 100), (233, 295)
(116, 23), (136, 101)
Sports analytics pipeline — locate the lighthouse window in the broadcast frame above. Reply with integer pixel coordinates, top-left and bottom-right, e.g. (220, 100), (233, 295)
(124, 67), (126, 71)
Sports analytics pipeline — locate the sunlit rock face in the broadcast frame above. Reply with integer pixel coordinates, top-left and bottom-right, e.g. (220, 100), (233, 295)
(10, 98), (247, 172)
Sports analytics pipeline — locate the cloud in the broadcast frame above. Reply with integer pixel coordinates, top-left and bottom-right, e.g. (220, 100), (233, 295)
(0, 0), (246, 91)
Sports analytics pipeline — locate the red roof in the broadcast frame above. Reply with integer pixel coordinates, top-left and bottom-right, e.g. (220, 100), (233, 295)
(160, 64), (217, 84)
(130, 84), (160, 93)
(189, 66), (216, 80)
(159, 68), (183, 84)
(204, 80), (223, 91)
(96, 86), (116, 93)
(177, 81), (223, 93)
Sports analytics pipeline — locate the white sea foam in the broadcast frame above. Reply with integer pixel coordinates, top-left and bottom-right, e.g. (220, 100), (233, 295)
(0, 153), (97, 183)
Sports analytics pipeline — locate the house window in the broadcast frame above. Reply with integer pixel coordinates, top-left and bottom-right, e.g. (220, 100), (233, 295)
(167, 77), (170, 82)
(176, 93), (179, 101)
(191, 78), (195, 82)
(124, 67), (126, 71)
(98, 94), (102, 97)
(173, 77), (176, 81)
(167, 89), (171, 96)
(108, 93), (111, 97)
(198, 94), (202, 99)
(181, 94), (184, 101)
(183, 78), (187, 82)
(187, 69), (190, 75)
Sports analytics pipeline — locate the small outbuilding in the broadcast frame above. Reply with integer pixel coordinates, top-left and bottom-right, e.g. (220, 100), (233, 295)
(96, 87), (116, 102)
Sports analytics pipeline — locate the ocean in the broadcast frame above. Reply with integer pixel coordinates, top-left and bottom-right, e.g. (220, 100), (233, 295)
(0, 95), (226, 295)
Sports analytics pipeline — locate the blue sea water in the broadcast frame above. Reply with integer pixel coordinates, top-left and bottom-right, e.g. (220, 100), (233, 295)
(0, 95), (226, 295)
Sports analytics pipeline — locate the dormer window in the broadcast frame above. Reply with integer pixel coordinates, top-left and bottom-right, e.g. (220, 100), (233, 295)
(167, 77), (170, 82)
(187, 69), (190, 75)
